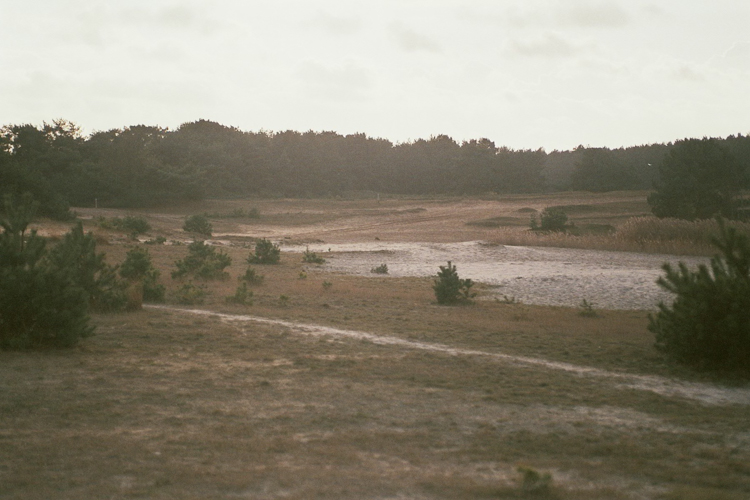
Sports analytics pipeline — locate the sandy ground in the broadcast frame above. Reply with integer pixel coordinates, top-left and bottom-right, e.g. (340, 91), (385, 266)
(5, 194), (748, 499)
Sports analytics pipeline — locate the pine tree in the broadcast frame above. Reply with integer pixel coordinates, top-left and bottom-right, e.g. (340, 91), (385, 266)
(433, 261), (476, 305)
(0, 194), (93, 349)
(649, 219), (750, 373)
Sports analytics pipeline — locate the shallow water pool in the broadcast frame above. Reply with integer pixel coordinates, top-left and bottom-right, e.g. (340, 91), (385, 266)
(287, 241), (709, 310)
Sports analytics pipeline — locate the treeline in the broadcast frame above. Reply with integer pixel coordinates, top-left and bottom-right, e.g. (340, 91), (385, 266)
(2, 118), (750, 218)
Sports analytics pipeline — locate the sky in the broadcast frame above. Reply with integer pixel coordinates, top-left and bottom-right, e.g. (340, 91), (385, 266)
(2, 0), (750, 151)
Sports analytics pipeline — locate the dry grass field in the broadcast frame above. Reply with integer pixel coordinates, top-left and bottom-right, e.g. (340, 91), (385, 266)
(2, 192), (749, 499)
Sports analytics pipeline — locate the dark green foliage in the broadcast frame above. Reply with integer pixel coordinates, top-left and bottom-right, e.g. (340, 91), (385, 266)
(371, 263), (389, 274)
(113, 216), (151, 235)
(247, 238), (281, 264)
(648, 219), (750, 374)
(46, 221), (125, 312)
(174, 282), (207, 305)
(239, 267), (265, 285)
(172, 241), (231, 280)
(302, 247), (325, 264)
(648, 138), (744, 220)
(226, 282), (253, 305)
(97, 216), (150, 236)
(119, 247), (165, 302)
(569, 147), (641, 192)
(530, 207), (568, 231)
(433, 261), (476, 305)
(183, 214), (212, 237)
(0, 194), (93, 349)
(4, 118), (750, 203)
(517, 466), (553, 496)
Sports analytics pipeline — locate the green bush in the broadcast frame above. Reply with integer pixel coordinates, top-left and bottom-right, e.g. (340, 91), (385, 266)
(226, 282), (253, 305)
(174, 282), (207, 305)
(47, 221), (125, 312)
(247, 238), (280, 264)
(116, 216), (151, 235)
(433, 261), (476, 305)
(119, 247), (165, 303)
(183, 214), (213, 238)
(98, 216), (151, 236)
(648, 219), (750, 374)
(371, 263), (389, 274)
(530, 207), (568, 231)
(0, 194), (93, 349)
(302, 247), (325, 264)
(239, 266), (265, 285)
(172, 241), (231, 280)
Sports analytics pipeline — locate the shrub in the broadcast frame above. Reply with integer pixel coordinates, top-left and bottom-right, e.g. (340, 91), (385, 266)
(119, 247), (165, 303)
(183, 214), (213, 237)
(302, 247), (325, 264)
(371, 263), (389, 274)
(117, 216), (151, 235)
(172, 241), (231, 280)
(98, 216), (151, 236)
(0, 194), (93, 349)
(226, 282), (253, 305)
(174, 282), (207, 305)
(530, 207), (568, 231)
(578, 299), (598, 318)
(247, 238), (280, 264)
(433, 261), (476, 305)
(517, 466), (553, 496)
(46, 221), (125, 312)
(239, 266), (265, 285)
(648, 219), (750, 374)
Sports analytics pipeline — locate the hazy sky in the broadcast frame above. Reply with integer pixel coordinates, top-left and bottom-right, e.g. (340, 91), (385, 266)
(2, 0), (749, 150)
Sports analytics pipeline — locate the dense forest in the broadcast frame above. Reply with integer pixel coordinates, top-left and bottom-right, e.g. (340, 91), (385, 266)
(2, 118), (749, 218)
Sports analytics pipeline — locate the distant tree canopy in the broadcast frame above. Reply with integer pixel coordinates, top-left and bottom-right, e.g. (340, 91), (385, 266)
(648, 138), (746, 220)
(1, 119), (749, 211)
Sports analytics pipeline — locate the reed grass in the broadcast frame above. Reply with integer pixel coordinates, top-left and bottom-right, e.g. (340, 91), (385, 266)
(490, 217), (750, 256)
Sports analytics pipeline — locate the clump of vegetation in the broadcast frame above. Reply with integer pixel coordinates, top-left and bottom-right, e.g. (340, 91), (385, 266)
(433, 261), (476, 305)
(174, 282), (207, 305)
(97, 215), (151, 236)
(302, 247), (325, 264)
(226, 282), (253, 305)
(530, 207), (569, 232)
(239, 266), (265, 285)
(119, 247), (165, 303)
(47, 220), (125, 312)
(578, 299), (598, 318)
(648, 138), (744, 220)
(0, 194), (94, 349)
(172, 241), (231, 280)
(648, 219), (750, 374)
(371, 263), (389, 274)
(278, 294), (290, 307)
(517, 466), (553, 496)
(322, 280), (333, 290)
(247, 238), (280, 264)
(183, 214), (213, 237)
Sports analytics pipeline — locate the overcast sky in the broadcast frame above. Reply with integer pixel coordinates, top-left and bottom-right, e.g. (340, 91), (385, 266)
(2, 0), (749, 151)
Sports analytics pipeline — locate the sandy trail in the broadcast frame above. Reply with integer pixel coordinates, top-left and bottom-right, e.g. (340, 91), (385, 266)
(147, 305), (750, 407)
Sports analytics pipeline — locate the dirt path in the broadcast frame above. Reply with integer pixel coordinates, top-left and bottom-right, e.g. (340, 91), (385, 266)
(147, 305), (750, 407)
